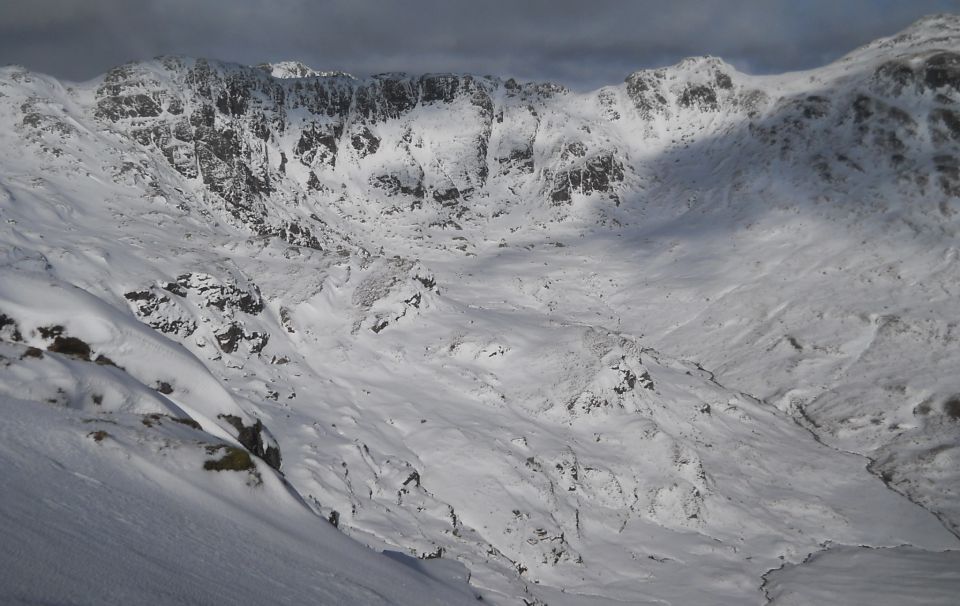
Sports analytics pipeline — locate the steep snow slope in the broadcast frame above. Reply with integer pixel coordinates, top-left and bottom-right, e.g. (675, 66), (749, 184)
(2, 13), (960, 606)
(0, 367), (478, 606)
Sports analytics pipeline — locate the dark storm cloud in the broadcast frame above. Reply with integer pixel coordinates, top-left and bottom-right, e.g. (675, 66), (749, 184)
(1, 0), (958, 88)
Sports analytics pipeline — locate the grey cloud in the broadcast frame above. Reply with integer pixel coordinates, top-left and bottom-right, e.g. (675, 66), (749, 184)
(0, 0), (958, 88)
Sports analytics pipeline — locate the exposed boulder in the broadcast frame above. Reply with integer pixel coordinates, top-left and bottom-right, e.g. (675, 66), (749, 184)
(351, 126), (380, 157)
(549, 152), (624, 205)
(295, 122), (341, 168)
(124, 288), (197, 337)
(924, 52), (960, 91)
(217, 414), (282, 471)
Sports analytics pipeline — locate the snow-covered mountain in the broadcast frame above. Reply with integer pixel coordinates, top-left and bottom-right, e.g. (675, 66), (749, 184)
(254, 60), (355, 80)
(2, 13), (960, 605)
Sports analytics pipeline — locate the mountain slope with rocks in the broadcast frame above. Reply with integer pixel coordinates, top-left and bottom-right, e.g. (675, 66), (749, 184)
(2, 13), (960, 605)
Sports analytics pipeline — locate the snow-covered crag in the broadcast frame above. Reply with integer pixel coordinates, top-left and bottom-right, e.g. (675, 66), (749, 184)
(2, 14), (960, 605)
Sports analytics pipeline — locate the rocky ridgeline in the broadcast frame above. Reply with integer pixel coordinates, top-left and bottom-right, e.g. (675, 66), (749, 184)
(743, 49), (960, 199)
(617, 49), (960, 211)
(85, 34), (960, 257)
(624, 56), (766, 119)
(90, 56), (628, 246)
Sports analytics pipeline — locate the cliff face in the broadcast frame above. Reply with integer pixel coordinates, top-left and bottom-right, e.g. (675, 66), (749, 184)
(84, 19), (960, 252)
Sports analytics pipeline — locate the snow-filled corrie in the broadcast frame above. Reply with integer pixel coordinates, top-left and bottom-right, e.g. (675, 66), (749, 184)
(2, 14), (960, 606)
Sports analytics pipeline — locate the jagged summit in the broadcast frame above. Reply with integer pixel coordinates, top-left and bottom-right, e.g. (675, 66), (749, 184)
(254, 60), (355, 80)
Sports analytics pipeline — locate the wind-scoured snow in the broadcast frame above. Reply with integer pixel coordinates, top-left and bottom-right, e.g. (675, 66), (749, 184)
(1, 13), (960, 605)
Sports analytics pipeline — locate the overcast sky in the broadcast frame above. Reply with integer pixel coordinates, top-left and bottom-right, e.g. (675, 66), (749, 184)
(1, 0), (958, 89)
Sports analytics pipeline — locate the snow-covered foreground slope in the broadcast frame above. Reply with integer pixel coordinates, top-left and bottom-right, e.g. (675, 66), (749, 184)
(2, 13), (960, 605)
(0, 345), (478, 605)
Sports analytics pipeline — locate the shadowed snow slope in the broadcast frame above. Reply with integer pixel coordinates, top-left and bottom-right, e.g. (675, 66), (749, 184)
(2, 13), (960, 606)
